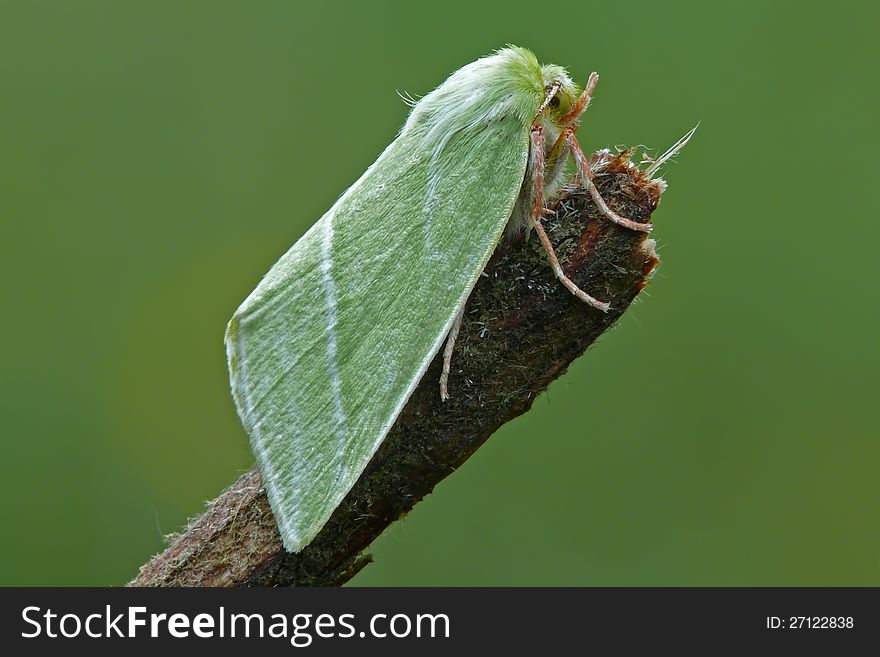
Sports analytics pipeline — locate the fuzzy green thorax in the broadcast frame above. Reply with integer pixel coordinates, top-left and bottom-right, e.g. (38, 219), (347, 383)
(409, 47), (579, 158)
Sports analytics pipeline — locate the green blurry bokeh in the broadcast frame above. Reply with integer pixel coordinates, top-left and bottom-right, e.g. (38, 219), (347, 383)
(1, 1), (877, 586)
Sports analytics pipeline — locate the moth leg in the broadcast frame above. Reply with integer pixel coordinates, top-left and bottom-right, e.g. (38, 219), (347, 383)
(563, 72), (598, 129)
(439, 306), (464, 402)
(549, 73), (652, 233)
(530, 126), (611, 313)
(546, 72), (599, 160)
(566, 131), (653, 233)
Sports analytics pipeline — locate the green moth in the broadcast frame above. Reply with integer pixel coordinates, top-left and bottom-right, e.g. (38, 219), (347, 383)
(226, 46), (653, 553)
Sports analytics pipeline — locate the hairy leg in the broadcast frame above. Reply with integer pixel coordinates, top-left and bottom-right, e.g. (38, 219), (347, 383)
(566, 131), (652, 233)
(439, 307), (464, 402)
(530, 125), (611, 312)
(550, 72), (652, 233)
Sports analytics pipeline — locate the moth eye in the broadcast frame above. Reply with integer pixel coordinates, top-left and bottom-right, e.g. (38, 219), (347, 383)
(549, 95), (560, 109)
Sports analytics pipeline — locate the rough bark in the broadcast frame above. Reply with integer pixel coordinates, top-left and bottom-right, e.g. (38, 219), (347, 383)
(130, 150), (664, 587)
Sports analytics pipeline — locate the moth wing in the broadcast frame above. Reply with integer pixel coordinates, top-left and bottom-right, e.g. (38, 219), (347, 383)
(226, 116), (529, 552)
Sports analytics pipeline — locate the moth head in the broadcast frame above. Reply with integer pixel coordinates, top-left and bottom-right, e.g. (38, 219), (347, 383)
(540, 66), (579, 122)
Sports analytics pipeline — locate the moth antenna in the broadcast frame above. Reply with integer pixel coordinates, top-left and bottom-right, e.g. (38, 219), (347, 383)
(644, 123), (699, 177)
(535, 81), (562, 118)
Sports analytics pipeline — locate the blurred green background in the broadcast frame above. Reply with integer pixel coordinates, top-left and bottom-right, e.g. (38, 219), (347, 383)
(1, 0), (877, 586)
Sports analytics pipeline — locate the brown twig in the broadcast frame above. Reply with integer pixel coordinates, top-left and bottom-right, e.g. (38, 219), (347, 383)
(129, 150), (664, 587)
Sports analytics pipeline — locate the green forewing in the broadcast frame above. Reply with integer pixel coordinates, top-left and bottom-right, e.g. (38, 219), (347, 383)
(226, 92), (532, 551)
